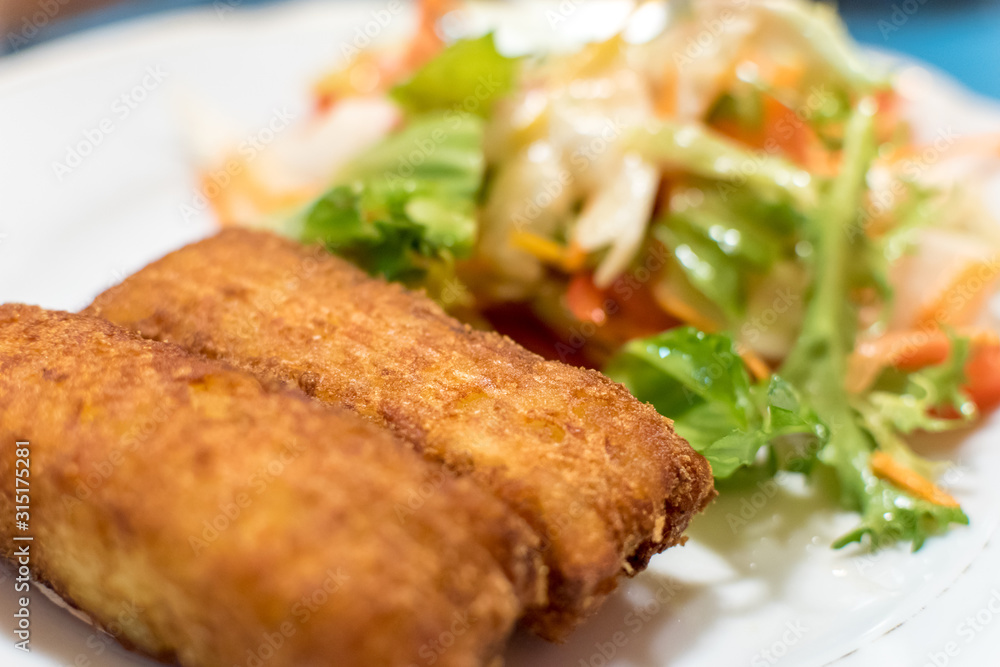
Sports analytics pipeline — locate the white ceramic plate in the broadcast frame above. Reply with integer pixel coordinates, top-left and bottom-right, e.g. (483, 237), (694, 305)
(2, 2), (999, 666)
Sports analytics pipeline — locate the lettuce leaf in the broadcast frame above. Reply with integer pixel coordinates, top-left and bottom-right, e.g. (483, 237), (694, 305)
(832, 482), (969, 551)
(628, 120), (818, 209)
(299, 113), (484, 284)
(654, 182), (799, 323)
(605, 327), (828, 478)
(390, 34), (519, 118)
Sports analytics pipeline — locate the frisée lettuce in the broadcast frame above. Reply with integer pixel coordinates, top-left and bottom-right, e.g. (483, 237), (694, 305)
(609, 104), (971, 550)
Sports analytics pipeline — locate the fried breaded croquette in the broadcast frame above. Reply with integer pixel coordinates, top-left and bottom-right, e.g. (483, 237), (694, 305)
(87, 229), (716, 640)
(0, 304), (543, 667)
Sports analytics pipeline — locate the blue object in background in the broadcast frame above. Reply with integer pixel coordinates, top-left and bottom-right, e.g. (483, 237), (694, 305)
(839, 0), (1000, 100)
(2, 0), (280, 50)
(3, 0), (1000, 100)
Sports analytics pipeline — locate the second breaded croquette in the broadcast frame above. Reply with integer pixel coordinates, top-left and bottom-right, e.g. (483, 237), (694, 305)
(87, 229), (716, 640)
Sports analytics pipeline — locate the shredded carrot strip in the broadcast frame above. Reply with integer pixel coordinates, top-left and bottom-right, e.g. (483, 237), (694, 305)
(653, 65), (677, 118)
(870, 451), (960, 508)
(313, 0), (453, 110)
(201, 163), (315, 226)
(653, 286), (719, 334)
(406, 0), (454, 66)
(563, 242), (587, 273)
(915, 260), (1000, 329)
(202, 172), (237, 225)
(847, 327), (1000, 393)
(736, 344), (771, 382)
(654, 79), (677, 118)
(767, 60), (806, 90)
(854, 327), (999, 370)
(313, 53), (389, 109)
(510, 231), (585, 273)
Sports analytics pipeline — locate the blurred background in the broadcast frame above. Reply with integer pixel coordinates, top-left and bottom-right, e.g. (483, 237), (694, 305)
(1, 0), (999, 98)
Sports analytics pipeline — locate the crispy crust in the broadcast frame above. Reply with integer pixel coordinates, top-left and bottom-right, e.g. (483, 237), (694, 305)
(0, 304), (540, 667)
(87, 229), (717, 640)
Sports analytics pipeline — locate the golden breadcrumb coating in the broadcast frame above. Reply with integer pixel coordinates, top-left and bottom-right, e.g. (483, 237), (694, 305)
(0, 304), (542, 667)
(87, 229), (716, 640)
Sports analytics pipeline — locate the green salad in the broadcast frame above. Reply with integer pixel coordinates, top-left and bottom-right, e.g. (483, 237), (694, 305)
(208, 0), (1000, 551)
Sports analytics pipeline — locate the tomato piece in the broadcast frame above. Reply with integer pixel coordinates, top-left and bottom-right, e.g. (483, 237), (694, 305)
(566, 272), (677, 345)
(566, 273), (608, 325)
